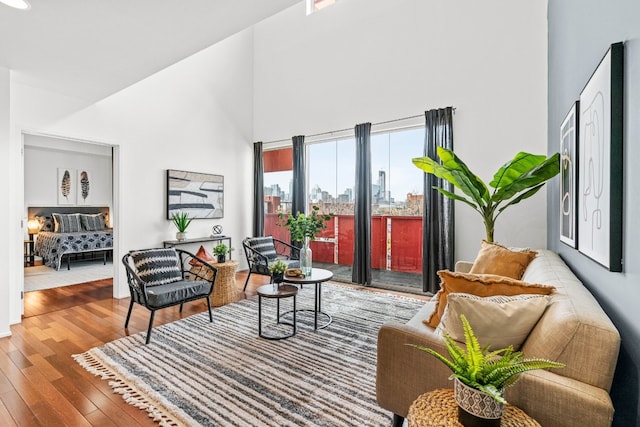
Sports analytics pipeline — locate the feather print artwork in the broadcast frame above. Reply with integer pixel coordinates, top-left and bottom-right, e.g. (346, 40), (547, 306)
(61, 170), (71, 200)
(80, 171), (90, 201)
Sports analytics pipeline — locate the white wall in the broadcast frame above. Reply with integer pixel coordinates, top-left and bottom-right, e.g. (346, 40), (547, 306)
(253, 0), (549, 261)
(24, 135), (113, 212)
(0, 67), (10, 337)
(6, 29), (256, 329)
(4, 1), (549, 334)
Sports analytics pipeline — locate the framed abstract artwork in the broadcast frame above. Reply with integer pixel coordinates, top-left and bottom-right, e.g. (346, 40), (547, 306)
(166, 169), (224, 219)
(577, 42), (623, 272)
(560, 102), (579, 248)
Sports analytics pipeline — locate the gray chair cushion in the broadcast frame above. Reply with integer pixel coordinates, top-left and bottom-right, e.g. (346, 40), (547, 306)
(131, 248), (183, 286)
(145, 279), (211, 308)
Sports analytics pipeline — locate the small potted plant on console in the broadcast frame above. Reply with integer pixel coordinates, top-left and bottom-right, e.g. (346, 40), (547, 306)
(171, 212), (192, 241)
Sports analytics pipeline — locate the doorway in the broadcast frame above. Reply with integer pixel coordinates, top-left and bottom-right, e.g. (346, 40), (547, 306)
(22, 132), (119, 316)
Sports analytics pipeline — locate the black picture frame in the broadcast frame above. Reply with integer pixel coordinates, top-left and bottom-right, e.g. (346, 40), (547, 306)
(577, 42), (623, 272)
(166, 169), (224, 219)
(560, 101), (579, 248)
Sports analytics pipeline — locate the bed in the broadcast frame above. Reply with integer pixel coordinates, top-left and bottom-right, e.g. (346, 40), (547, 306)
(29, 206), (113, 270)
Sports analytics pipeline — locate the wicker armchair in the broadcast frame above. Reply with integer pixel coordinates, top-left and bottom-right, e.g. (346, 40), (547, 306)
(122, 248), (217, 344)
(242, 236), (300, 290)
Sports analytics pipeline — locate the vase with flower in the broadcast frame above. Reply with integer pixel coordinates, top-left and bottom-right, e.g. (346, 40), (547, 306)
(277, 205), (333, 276)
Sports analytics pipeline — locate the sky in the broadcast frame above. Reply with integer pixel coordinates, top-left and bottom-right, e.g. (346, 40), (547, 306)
(264, 127), (426, 202)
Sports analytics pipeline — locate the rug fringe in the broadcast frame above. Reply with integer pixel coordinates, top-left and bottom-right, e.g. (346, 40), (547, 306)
(72, 351), (182, 426)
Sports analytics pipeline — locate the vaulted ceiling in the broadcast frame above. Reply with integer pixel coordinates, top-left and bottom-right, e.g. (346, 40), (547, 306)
(0, 0), (299, 103)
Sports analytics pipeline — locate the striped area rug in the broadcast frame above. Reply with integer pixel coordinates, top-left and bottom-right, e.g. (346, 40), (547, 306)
(74, 283), (425, 426)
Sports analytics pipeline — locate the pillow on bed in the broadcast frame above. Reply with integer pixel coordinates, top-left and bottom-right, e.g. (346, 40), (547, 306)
(81, 213), (107, 231)
(35, 215), (54, 232)
(52, 213), (82, 233)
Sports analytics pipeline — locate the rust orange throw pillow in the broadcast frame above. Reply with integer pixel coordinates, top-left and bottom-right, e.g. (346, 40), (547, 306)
(189, 245), (216, 266)
(469, 240), (537, 279)
(425, 270), (555, 328)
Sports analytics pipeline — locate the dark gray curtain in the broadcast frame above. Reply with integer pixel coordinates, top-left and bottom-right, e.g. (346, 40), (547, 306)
(253, 142), (264, 237)
(352, 123), (372, 285)
(291, 135), (306, 217)
(423, 107), (455, 293)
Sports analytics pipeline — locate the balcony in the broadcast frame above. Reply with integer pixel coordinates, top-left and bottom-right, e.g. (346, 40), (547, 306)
(264, 213), (424, 293)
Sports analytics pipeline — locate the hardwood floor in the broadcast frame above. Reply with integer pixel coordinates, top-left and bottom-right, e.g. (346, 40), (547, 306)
(4, 271), (428, 426)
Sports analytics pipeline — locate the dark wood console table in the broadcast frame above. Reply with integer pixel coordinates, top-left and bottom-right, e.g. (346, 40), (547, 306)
(163, 235), (232, 259)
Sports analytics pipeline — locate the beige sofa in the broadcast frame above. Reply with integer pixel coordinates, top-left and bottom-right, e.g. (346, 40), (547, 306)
(376, 250), (620, 427)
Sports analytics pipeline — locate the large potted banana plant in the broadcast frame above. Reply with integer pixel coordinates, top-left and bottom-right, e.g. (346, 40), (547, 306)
(412, 148), (560, 242)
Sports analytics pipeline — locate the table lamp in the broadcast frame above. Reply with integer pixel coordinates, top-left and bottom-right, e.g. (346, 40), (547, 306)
(27, 218), (40, 238)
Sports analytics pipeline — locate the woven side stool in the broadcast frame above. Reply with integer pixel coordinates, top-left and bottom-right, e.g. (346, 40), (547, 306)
(190, 259), (239, 307)
(407, 388), (540, 427)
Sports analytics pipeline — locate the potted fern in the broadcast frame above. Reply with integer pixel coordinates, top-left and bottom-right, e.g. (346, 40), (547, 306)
(410, 315), (564, 426)
(171, 212), (192, 241)
(412, 148), (560, 242)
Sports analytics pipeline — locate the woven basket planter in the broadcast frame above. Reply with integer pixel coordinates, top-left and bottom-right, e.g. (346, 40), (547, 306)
(454, 378), (505, 427)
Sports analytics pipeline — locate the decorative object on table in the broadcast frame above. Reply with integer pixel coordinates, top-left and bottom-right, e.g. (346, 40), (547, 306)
(166, 169), (224, 219)
(412, 148), (560, 242)
(77, 169), (92, 205)
(188, 245), (216, 266)
(285, 268), (305, 278)
(57, 167), (76, 205)
(171, 212), (192, 241)
(268, 259), (288, 286)
(409, 314), (563, 426)
(277, 205), (333, 275)
(212, 243), (232, 263)
(211, 224), (223, 235)
(578, 42), (624, 272)
(560, 101), (579, 248)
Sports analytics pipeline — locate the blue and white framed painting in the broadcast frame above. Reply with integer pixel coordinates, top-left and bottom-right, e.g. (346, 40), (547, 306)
(167, 169), (224, 219)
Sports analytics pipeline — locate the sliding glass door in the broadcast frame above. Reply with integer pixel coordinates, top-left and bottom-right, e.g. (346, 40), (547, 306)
(307, 138), (355, 282)
(263, 147), (293, 243)
(262, 127), (425, 293)
(369, 128), (424, 291)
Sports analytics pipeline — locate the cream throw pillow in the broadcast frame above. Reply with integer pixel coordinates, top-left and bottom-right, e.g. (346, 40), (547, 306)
(425, 270), (555, 328)
(437, 292), (550, 350)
